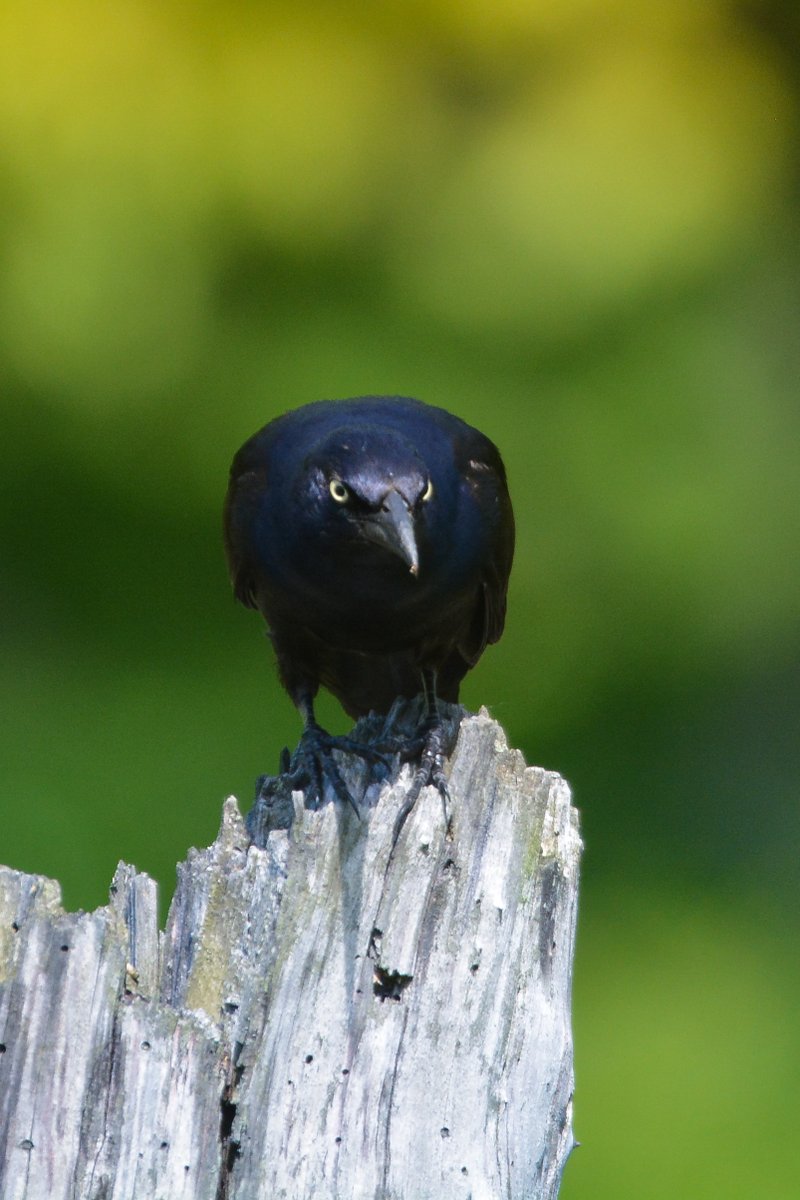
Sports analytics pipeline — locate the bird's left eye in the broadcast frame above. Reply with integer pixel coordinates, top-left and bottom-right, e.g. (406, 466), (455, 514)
(329, 479), (349, 503)
(421, 479), (434, 502)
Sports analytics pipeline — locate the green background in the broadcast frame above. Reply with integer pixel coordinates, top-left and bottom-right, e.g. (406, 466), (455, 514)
(2, 3), (798, 1196)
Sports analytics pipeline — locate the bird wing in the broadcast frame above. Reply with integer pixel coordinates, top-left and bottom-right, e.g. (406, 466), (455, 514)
(454, 447), (515, 666)
(223, 463), (268, 611)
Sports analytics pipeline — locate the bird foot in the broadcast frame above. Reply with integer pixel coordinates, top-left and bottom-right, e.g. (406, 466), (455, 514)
(246, 704), (461, 848)
(246, 723), (393, 843)
(290, 723), (393, 816)
(386, 714), (457, 849)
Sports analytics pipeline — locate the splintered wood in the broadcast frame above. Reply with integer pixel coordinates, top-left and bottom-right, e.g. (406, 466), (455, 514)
(0, 712), (581, 1200)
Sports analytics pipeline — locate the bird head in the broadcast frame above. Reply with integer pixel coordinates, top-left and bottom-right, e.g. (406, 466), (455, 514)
(304, 427), (435, 576)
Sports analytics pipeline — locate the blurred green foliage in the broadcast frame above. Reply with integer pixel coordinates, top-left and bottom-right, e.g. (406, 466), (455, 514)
(1, 3), (798, 1196)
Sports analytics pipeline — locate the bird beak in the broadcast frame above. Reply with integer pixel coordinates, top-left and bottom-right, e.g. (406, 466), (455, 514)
(362, 488), (419, 575)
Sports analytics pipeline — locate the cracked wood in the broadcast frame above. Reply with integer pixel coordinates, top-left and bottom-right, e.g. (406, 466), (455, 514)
(0, 711), (581, 1200)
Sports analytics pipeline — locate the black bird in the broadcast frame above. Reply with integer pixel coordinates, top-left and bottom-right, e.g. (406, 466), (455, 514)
(224, 395), (514, 822)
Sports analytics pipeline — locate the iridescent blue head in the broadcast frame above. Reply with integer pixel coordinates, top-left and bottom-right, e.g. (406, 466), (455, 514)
(299, 425), (437, 577)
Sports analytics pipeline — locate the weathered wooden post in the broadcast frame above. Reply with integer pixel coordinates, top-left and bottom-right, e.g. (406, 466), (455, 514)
(0, 711), (581, 1199)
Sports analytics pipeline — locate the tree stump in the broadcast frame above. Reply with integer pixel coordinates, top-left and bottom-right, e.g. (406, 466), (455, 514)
(0, 710), (581, 1199)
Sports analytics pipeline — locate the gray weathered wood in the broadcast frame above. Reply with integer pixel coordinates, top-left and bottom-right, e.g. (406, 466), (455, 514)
(0, 711), (581, 1199)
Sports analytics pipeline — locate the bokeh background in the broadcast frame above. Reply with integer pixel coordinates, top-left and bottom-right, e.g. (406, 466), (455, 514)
(2, 2), (798, 1195)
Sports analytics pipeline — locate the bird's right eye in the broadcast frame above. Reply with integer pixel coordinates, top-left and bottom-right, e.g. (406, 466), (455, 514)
(329, 479), (349, 503)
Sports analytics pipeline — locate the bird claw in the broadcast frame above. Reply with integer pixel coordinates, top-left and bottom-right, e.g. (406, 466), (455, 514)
(283, 724), (393, 818)
(326, 734), (393, 775)
(415, 719), (452, 808)
(388, 715), (455, 848)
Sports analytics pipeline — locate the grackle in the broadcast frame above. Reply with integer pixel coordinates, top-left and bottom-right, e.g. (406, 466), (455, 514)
(223, 395), (514, 829)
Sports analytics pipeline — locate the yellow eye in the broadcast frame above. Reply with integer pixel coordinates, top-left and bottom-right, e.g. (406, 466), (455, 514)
(421, 479), (434, 502)
(329, 479), (349, 503)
